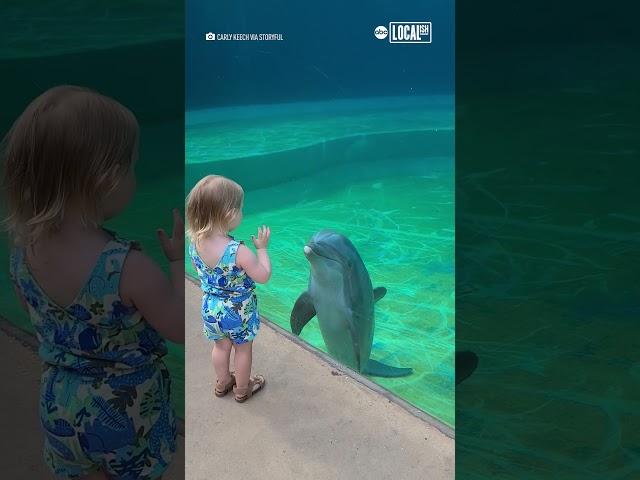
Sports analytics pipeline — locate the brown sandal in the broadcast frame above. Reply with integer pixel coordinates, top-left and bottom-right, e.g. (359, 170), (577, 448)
(233, 375), (266, 403)
(214, 373), (236, 397)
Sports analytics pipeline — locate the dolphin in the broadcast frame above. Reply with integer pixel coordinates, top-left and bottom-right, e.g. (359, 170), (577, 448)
(290, 230), (413, 377)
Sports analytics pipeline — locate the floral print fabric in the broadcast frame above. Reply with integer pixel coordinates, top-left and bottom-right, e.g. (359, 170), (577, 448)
(10, 233), (176, 479)
(189, 239), (260, 344)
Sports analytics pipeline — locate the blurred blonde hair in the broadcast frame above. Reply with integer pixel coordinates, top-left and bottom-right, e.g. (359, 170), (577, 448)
(186, 175), (244, 242)
(1, 85), (139, 245)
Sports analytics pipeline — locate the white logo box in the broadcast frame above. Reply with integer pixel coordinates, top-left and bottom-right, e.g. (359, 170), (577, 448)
(388, 22), (432, 44)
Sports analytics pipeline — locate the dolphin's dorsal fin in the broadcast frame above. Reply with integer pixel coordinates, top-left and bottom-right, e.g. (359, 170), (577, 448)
(373, 287), (387, 302)
(290, 291), (316, 335)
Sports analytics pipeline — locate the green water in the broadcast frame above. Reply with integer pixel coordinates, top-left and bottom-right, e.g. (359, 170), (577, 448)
(1, 1), (182, 60)
(455, 42), (640, 476)
(186, 97), (455, 427)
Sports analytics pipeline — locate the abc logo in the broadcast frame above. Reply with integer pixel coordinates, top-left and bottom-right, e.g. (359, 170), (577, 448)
(205, 32), (215, 41)
(374, 25), (388, 40)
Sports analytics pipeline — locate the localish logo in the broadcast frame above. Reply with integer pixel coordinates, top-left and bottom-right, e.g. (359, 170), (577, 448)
(388, 22), (432, 44)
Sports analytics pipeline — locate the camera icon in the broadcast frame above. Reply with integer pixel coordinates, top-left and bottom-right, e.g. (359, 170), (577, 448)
(205, 32), (215, 41)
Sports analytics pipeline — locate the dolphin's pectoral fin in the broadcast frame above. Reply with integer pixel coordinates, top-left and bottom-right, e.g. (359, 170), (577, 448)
(290, 292), (316, 335)
(455, 351), (478, 385)
(363, 359), (413, 378)
(373, 287), (387, 302)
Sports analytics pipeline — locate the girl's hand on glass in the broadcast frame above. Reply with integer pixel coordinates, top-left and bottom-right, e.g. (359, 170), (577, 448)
(157, 209), (185, 262)
(251, 225), (271, 250)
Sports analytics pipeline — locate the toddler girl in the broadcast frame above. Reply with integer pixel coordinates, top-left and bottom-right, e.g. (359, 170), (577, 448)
(186, 175), (270, 402)
(2, 85), (184, 479)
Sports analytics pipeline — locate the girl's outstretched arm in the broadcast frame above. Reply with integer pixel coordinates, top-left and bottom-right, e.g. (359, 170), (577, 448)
(236, 225), (271, 284)
(120, 209), (185, 343)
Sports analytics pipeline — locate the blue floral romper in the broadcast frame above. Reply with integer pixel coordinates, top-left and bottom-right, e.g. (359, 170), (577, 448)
(9, 233), (176, 479)
(189, 239), (260, 344)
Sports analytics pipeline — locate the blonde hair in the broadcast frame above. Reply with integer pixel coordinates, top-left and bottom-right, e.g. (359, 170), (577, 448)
(1, 85), (139, 245)
(186, 175), (244, 242)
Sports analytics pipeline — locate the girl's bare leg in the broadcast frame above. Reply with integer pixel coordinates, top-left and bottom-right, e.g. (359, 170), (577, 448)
(212, 338), (233, 383)
(233, 341), (253, 389)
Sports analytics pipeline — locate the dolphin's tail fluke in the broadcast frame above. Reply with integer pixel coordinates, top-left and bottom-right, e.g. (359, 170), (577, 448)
(363, 359), (413, 378)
